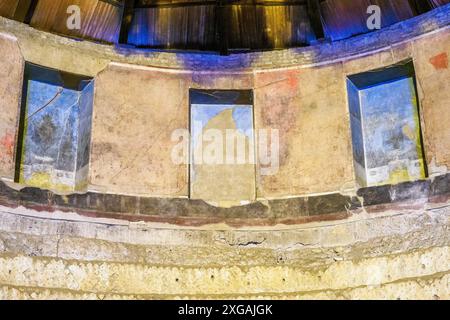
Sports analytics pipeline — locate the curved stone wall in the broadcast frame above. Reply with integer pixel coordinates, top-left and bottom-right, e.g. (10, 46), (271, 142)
(1, 7), (449, 206)
(0, 199), (448, 299)
(0, 6), (449, 299)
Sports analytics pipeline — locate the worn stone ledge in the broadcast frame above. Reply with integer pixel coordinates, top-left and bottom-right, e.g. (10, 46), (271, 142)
(0, 216), (448, 269)
(0, 246), (448, 296)
(1, 271), (448, 300)
(0, 180), (357, 226)
(0, 191), (448, 299)
(1, 174), (449, 227)
(357, 174), (450, 206)
(0, 202), (448, 257)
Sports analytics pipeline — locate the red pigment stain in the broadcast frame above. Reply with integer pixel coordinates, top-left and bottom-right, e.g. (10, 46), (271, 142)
(285, 70), (300, 90)
(0, 133), (14, 157)
(256, 69), (301, 92)
(429, 52), (448, 70)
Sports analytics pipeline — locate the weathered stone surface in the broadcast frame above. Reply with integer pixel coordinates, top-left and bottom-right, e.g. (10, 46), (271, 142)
(0, 179), (359, 225)
(0, 5), (448, 300)
(2, 174), (450, 226)
(254, 64), (354, 198)
(413, 29), (450, 170)
(90, 64), (190, 197)
(0, 251), (441, 294)
(0, 203), (448, 258)
(0, 272), (448, 300)
(0, 195), (447, 299)
(0, 34), (23, 180)
(0, 234), (448, 297)
(431, 174), (450, 196)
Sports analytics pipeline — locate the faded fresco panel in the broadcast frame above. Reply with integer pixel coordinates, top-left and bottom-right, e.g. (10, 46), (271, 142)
(347, 64), (427, 188)
(412, 29), (450, 170)
(190, 104), (255, 201)
(89, 64), (189, 196)
(190, 103), (255, 206)
(18, 64), (94, 192)
(254, 65), (354, 198)
(359, 78), (426, 186)
(0, 35), (24, 179)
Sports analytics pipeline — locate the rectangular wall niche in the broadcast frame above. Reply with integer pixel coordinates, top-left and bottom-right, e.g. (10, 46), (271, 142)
(15, 63), (94, 193)
(347, 61), (427, 187)
(190, 90), (255, 206)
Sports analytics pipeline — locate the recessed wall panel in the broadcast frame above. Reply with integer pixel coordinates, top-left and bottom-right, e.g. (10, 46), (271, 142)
(17, 63), (94, 192)
(190, 90), (255, 206)
(347, 62), (427, 187)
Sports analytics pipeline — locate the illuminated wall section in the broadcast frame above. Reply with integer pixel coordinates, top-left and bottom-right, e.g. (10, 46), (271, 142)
(16, 63), (94, 192)
(190, 90), (255, 206)
(347, 61), (427, 187)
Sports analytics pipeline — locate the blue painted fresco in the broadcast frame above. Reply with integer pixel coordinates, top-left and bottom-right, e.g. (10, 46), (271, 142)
(232, 107), (254, 137)
(348, 74), (426, 187)
(360, 77), (420, 168)
(20, 67), (94, 191)
(191, 104), (254, 151)
(24, 80), (80, 173)
(189, 99), (255, 202)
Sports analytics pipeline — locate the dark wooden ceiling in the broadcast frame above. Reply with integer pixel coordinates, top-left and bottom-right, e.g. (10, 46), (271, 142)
(0, 0), (448, 54)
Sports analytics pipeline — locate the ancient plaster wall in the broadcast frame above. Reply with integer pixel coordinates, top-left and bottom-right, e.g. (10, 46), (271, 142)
(0, 10), (449, 200)
(89, 64), (256, 197)
(414, 31), (450, 172)
(89, 28), (450, 200)
(0, 7), (449, 299)
(0, 35), (23, 180)
(254, 64), (353, 198)
(89, 65), (190, 196)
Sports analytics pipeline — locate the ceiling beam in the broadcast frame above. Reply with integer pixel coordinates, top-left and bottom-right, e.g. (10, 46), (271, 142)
(216, 0), (229, 55)
(134, 1), (309, 8)
(119, 0), (135, 44)
(307, 0), (325, 40)
(11, 0), (38, 23)
(408, 0), (432, 15)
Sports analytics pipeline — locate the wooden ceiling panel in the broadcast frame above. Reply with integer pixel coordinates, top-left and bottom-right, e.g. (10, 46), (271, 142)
(429, 0), (450, 7)
(0, 0), (20, 19)
(0, 0), (35, 21)
(0, 0), (443, 52)
(30, 0), (124, 43)
(129, 1), (316, 49)
(128, 5), (217, 48)
(320, 0), (415, 41)
(226, 4), (315, 50)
